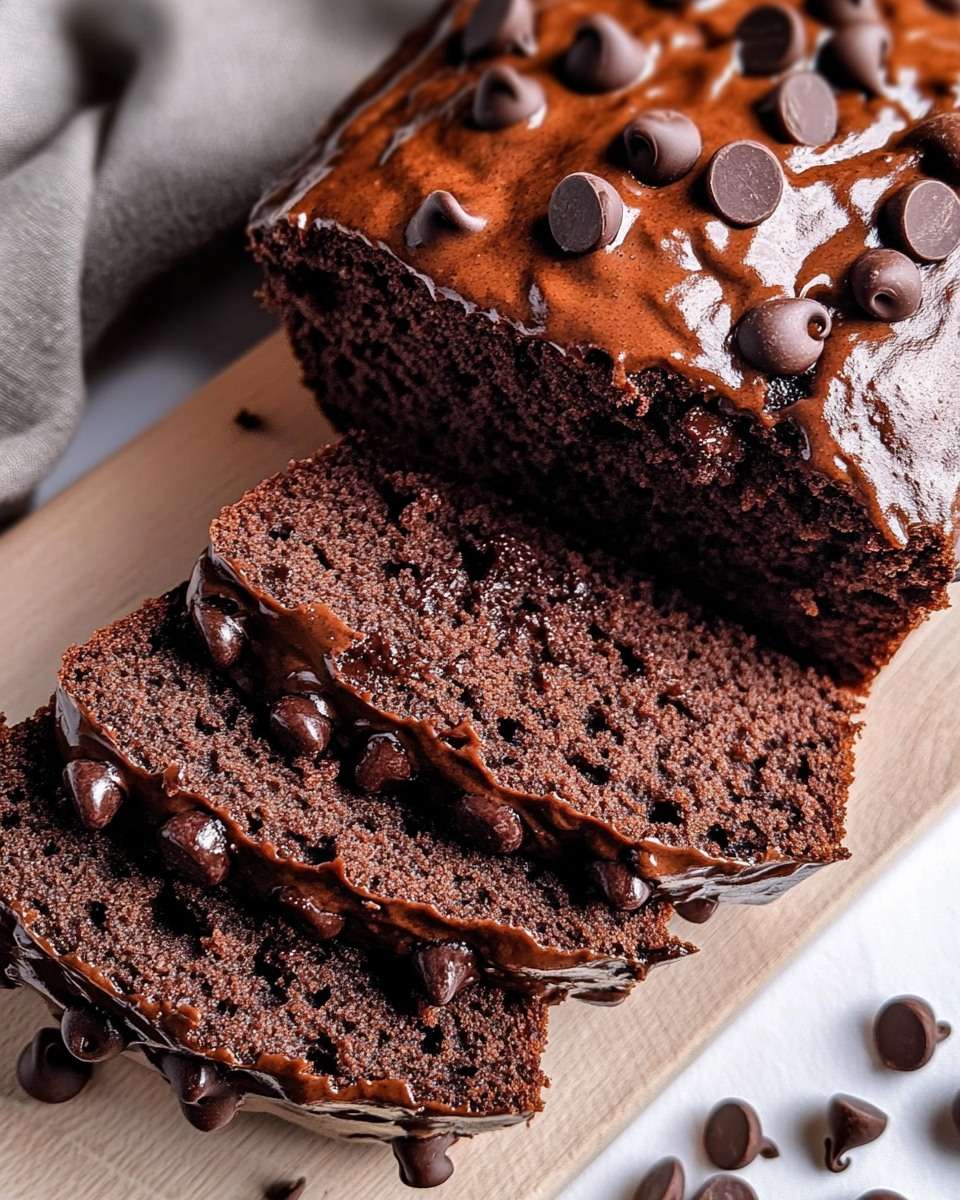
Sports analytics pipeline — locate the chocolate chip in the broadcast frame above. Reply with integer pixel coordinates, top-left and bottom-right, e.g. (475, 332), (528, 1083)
(268, 694), (333, 758)
(930, 0), (960, 10)
(549, 173), (624, 254)
(276, 887), (345, 940)
(636, 1157), (685, 1200)
(885, 178), (960, 262)
(737, 297), (832, 374)
(623, 111), (702, 185)
(355, 732), (415, 792)
(849, 248), (922, 320)
(705, 140), (783, 226)
(159, 1053), (240, 1132)
(414, 943), (478, 1006)
(451, 793), (524, 853)
(824, 1093), (888, 1172)
(61, 1005), (125, 1063)
(768, 71), (838, 145)
(736, 4), (805, 75)
(406, 191), (487, 249)
(17, 1028), (92, 1103)
(472, 64), (545, 129)
(908, 112), (960, 182)
(679, 407), (741, 485)
(159, 810), (231, 887)
(392, 1132), (457, 1188)
(675, 896), (720, 924)
(192, 600), (246, 670)
(462, 0), (537, 59)
(825, 22), (890, 94)
(874, 994), (951, 1070)
(589, 860), (652, 911)
(953, 1089), (960, 1136)
(265, 1180), (307, 1200)
(814, 0), (881, 25)
(562, 15), (645, 93)
(63, 759), (126, 831)
(693, 1178), (758, 1200)
(856, 1193), (908, 1200)
(705, 1098), (779, 1169)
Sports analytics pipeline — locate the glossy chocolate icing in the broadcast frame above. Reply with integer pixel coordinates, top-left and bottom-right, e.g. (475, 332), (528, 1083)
(55, 681), (690, 1004)
(186, 548), (835, 905)
(255, 0), (960, 551)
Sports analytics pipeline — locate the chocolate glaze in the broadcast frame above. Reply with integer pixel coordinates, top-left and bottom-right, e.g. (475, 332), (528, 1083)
(0, 905), (535, 1170)
(185, 548), (832, 905)
(55, 683), (690, 1003)
(254, 0), (960, 552)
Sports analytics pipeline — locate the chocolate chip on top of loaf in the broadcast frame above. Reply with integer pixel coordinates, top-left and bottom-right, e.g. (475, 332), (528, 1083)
(254, 0), (960, 681)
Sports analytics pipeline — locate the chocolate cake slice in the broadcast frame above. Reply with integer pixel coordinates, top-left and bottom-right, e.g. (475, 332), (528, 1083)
(252, 0), (960, 682)
(0, 709), (548, 1188)
(56, 592), (692, 1004)
(186, 436), (856, 909)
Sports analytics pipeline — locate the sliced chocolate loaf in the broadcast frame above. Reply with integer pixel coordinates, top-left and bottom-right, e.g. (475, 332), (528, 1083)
(0, 709), (548, 1188)
(188, 437), (856, 908)
(57, 592), (691, 1004)
(252, 0), (960, 681)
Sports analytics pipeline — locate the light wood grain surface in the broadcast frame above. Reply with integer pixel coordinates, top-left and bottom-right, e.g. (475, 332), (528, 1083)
(0, 334), (957, 1200)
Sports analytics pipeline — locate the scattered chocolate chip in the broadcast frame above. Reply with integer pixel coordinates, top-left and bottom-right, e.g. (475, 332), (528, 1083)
(954, 1089), (960, 1136)
(192, 601), (246, 670)
(472, 64), (545, 129)
(63, 759), (126, 831)
(589, 860), (652, 911)
(414, 943), (478, 1006)
(849, 248), (922, 320)
(159, 1052), (240, 1132)
(856, 1193), (907, 1200)
(737, 297), (832, 374)
(675, 896), (720, 924)
(705, 140), (784, 226)
(931, 0), (960, 10)
(61, 1005), (124, 1063)
(159, 810), (231, 887)
(768, 71), (838, 145)
(17, 1028), (92, 1103)
(884, 178), (960, 262)
(234, 408), (265, 431)
(265, 1180), (307, 1200)
(392, 1132), (457, 1188)
(693, 1177), (758, 1200)
(705, 1098), (779, 1169)
(268, 694), (333, 757)
(825, 22), (890, 94)
(451, 793), (524, 853)
(355, 732), (415, 792)
(623, 110), (702, 185)
(462, 0), (537, 59)
(736, 4), (805, 75)
(874, 994), (951, 1070)
(824, 1093), (887, 1172)
(563, 14), (645, 93)
(277, 887), (345, 940)
(549, 172), (624, 254)
(406, 191), (487, 249)
(815, 0), (881, 25)
(908, 112), (960, 182)
(636, 1157), (685, 1200)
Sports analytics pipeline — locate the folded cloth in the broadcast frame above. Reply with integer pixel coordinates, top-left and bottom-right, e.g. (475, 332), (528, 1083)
(0, 0), (433, 517)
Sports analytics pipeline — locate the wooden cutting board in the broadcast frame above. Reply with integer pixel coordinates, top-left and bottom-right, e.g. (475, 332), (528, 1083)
(0, 332), (957, 1200)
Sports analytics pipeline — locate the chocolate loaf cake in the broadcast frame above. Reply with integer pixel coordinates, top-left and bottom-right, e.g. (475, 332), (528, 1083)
(252, 0), (960, 681)
(187, 436), (856, 909)
(0, 709), (548, 1188)
(57, 592), (691, 1004)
